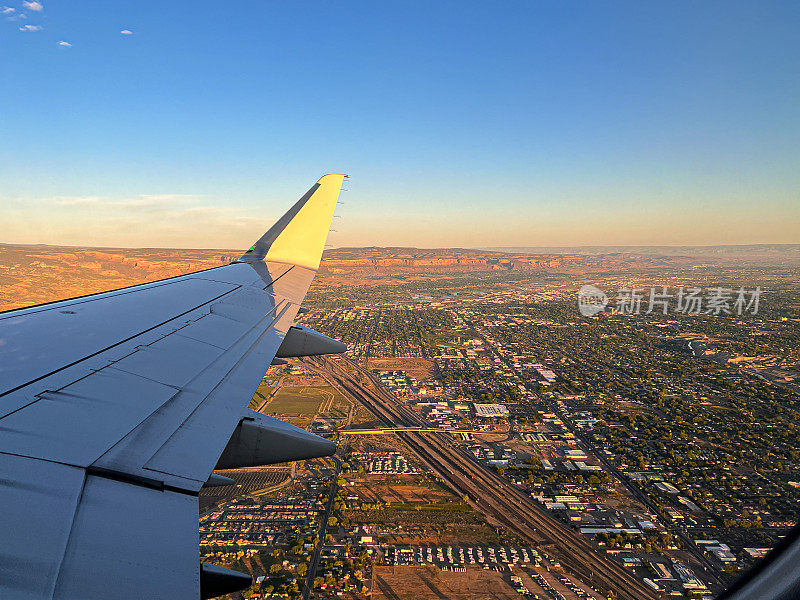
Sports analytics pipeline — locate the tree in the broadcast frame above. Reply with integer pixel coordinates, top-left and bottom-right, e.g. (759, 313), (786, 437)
(269, 563), (282, 574)
(242, 586), (258, 599)
(723, 563), (739, 575)
(297, 563), (308, 577)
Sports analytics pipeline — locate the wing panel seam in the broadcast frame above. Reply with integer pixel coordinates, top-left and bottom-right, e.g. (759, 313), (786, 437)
(0, 284), (243, 401)
(141, 301), (294, 475)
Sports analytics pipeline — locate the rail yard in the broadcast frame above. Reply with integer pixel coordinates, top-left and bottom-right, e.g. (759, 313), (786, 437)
(308, 356), (659, 600)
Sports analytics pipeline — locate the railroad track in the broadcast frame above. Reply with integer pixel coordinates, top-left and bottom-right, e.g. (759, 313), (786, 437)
(305, 357), (659, 600)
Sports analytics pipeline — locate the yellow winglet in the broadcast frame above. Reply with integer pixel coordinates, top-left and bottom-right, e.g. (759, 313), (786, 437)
(240, 174), (347, 270)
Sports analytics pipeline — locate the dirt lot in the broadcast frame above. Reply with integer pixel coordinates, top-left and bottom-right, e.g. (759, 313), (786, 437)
(371, 565), (521, 600)
(513, 566), (600, 600)
(350, 404), (384, 428)
(368, 358), (435, 380)
(343, 474), (516, 545)
(348, 474), (454, 504)
(348, 434), (412, 454)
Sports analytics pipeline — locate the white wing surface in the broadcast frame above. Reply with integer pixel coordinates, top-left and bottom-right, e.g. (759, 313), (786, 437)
(0, 174), (348, 599)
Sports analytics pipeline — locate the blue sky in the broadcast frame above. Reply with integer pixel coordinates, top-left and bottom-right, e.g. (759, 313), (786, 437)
(1, 1), (798, 248)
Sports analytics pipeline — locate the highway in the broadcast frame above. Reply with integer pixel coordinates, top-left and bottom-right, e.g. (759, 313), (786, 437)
(340, 427), (495, 435)
(305, 356), (659, 600)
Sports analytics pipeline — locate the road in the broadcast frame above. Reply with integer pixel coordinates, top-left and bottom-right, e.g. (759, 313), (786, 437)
(302, 455), (342, 600)
(305, 356), (659, 600)
(455, 306), (725, 589)
(551, 403), (726, 589)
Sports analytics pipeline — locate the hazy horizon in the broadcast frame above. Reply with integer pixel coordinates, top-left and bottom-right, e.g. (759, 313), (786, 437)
(3, 240), (800, 255)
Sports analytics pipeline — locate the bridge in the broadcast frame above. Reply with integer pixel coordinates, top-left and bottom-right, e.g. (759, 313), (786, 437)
(338, 427), (494, 435)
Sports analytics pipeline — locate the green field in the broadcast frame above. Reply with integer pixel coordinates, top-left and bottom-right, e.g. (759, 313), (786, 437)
(351, 405), (381, 427)
(266, 386), (327, 415)
(325, 389), (353, 419)
(248, 374), (283, 410)
(262, 385), (351, 427)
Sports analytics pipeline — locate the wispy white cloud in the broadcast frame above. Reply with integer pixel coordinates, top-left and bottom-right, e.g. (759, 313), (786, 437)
(22, 0), (43, 11)
(1, 6), (15, 14)
(52, 194), (200, 211)
(137, 194), (197, 201)
(19, 24), (41, 31)
(2, 193), (267, 248)
(57, 40), (71, 47)
(120, 29), (133, 35)
(49, 196), (106, 206)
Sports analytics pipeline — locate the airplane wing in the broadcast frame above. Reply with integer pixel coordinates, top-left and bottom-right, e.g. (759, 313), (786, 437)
(0, 174), (348, 600)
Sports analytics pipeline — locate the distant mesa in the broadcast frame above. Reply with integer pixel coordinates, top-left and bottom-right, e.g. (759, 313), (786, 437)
(317, 247), (693, 274)
(1, 243), (797, 312)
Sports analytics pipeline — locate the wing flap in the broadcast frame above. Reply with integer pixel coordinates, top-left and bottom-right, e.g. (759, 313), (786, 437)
(52, 475), (199, 600)
(0, 454), (84, 600)
(141, 302), (296, 480)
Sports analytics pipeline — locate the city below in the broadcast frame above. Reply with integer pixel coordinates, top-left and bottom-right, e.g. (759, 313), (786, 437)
(1, 244), (798, 600)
